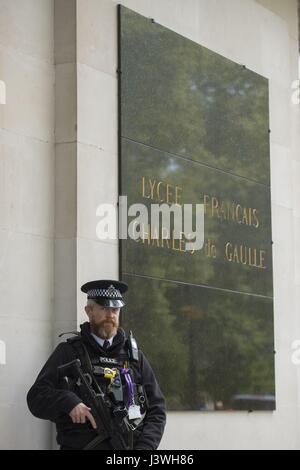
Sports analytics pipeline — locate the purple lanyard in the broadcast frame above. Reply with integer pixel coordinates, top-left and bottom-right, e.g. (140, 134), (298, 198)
(121, 369), (134, 408)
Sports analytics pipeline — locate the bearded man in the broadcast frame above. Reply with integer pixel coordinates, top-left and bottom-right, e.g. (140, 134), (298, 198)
(27, 280), (166, 450)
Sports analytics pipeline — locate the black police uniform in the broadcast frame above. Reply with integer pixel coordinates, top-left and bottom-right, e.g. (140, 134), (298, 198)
(27, 280), (166, 450)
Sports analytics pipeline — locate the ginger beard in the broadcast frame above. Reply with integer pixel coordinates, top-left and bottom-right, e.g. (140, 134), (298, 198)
(88, 309), (120, 340)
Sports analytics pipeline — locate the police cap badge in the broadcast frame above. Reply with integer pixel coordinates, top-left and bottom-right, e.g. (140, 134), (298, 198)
(81, 280), (128, 308)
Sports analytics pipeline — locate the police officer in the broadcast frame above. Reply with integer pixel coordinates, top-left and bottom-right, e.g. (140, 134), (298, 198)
(27, 280), (166, 450)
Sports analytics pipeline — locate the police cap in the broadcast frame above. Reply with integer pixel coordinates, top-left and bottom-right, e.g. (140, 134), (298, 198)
(81, 280), (128, 308)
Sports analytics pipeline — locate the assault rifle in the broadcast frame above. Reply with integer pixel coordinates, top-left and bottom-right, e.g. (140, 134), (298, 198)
(58, 359), (131, 450)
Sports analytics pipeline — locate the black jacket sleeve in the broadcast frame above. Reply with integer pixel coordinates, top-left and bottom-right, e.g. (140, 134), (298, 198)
(27, 343), (82, 422)
(135, 351), (167, 450)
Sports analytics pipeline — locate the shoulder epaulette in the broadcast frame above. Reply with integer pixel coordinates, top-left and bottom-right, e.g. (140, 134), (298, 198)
(59, 331), (80, 339)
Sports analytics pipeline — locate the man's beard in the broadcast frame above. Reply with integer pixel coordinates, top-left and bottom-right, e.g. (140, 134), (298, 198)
(90, 318), (119, 339)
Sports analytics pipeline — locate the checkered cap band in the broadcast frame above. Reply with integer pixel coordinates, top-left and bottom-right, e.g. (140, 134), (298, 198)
(88, 285), (122, 299)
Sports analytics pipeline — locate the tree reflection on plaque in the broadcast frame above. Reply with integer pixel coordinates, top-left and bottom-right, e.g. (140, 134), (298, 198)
(119, 6), (275, 411)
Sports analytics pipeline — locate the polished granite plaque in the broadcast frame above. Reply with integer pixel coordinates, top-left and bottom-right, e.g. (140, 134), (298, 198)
(121, 138), (273, 298)
(119, 6), (275, 411)
(119, 6), (270, 186)
(122, 276), (275, 411)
